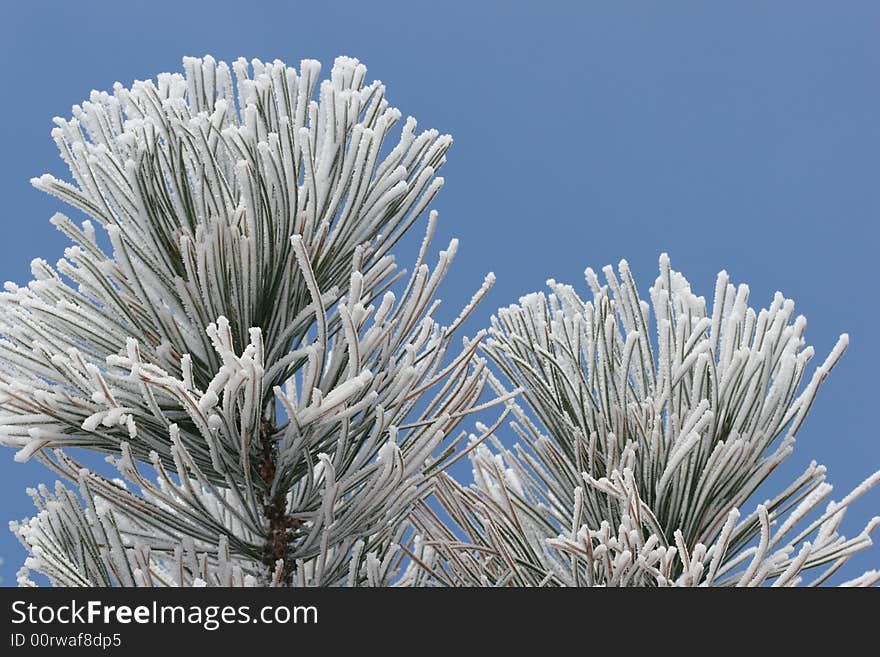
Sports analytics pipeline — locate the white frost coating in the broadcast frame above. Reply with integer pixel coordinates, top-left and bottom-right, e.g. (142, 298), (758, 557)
(2, 54), (875, 589)
(1, 55), (503, 588)
(410, 256), (879, 587)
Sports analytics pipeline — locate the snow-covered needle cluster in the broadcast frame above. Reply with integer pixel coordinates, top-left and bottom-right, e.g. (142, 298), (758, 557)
(0, 55), (500, 586)
(0, 55), (876, 587)
(409, 256), (879, 586)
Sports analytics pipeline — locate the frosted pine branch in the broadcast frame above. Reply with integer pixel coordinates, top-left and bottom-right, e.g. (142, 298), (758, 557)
(1, 55), (498, 586)
(2, 53), (875, 589)
(408, 255), (879, 586)
(1, 55), (451, 467)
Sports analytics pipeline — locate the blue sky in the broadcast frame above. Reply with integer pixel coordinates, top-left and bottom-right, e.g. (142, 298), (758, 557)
(0, 0), (877, 584)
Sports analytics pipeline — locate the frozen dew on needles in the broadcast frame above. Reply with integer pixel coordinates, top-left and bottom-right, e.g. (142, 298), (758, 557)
(409, 255), (880, 586)
(0, 55), (504, 586)
(0, 54), (875, 588)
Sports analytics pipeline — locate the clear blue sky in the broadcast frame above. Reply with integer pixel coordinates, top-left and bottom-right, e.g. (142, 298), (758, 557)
(0, 0), (877, 585)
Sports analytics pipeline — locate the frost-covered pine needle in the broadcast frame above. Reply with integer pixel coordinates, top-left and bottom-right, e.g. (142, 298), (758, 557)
(407, 255), (880, 586)
(1, 55), (501, 586)
(2, 55), (876, 589)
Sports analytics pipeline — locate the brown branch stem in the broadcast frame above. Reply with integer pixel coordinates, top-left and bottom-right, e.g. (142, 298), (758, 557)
(258, 418), (300, 585)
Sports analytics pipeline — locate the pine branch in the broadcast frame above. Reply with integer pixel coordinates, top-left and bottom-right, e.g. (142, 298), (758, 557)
(2, 55), (500, 586)
(2, 54), (875, 588)
(407, 255), (880, 587)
